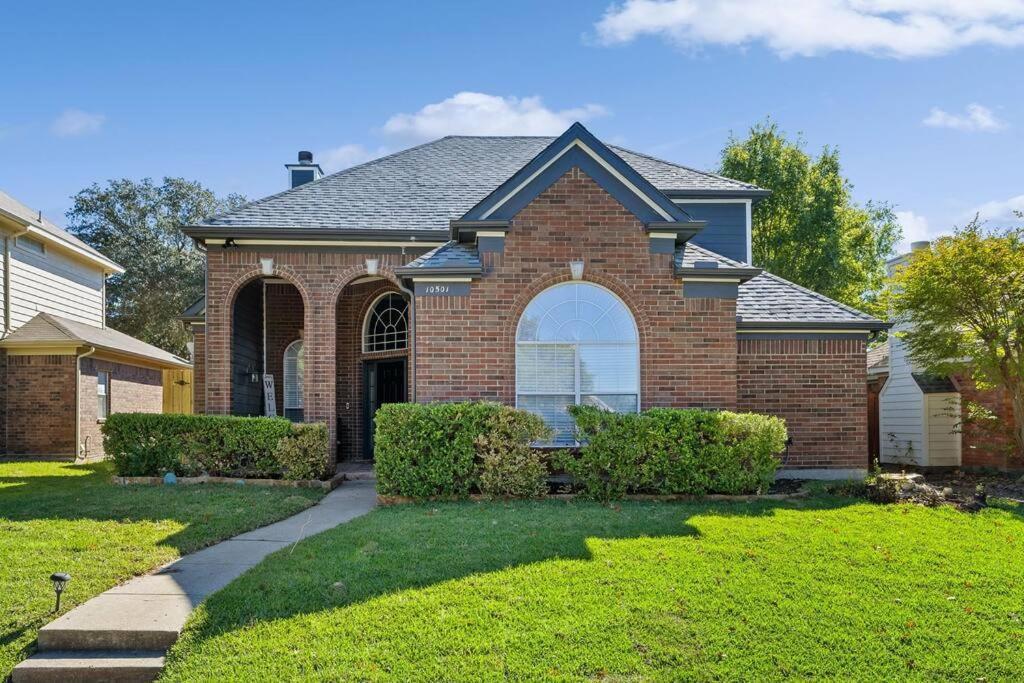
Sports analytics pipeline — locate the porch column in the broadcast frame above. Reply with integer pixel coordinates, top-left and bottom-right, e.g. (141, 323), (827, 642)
(303, 287), (337, 467)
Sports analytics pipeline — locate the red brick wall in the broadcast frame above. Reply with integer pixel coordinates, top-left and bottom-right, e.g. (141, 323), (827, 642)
(264, 283), (305, 412)
(956, 375), (1023, 470)
(738, 337), (868, 470)
(192, 325), (205, 414)
(4, 354), (77, 456)
(415, 167), (739, 410)
(79, 356), (163, 459)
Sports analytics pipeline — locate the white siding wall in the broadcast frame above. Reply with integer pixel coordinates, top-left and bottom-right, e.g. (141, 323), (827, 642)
(879, 334), (925, 465)
(925, 393), (962, 467)
(8, 237), (104, 329)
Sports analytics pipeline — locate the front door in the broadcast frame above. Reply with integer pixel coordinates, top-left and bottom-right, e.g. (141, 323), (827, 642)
(363, 359), (407, 459)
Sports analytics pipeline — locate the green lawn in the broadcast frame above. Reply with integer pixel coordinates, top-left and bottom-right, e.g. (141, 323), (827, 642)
(162, 495), (1024, 682)
(0, 460), (324, 678)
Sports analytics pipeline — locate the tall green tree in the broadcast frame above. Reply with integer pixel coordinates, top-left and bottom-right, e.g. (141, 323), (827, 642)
(891, 216), (1024, 458)
(66, 178), (245, 356)
(720, 120), (900, 315)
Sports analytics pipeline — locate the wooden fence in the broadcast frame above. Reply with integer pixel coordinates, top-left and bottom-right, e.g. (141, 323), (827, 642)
(162, 368), (194, 414)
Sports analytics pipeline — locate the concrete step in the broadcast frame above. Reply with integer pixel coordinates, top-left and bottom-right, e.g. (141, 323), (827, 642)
(36, 594), (192, 651)
(11, 650), (165, 683)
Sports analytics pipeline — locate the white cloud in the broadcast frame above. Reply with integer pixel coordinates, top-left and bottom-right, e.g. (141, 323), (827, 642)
(923, 103), (1007, 131)
(51, 109), (106, 137)
(895, 210), (944, 252)
(319, 92), (610, 174)
(381, 92), (608, 141)
(594, 0), (1024, 58)
(971, 194), (1024, 223)
(317, 144), (390, 173)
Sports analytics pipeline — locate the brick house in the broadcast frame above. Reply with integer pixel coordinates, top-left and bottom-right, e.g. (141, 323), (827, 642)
(183, 123), (885, 478)
(0, 191), (190, 459)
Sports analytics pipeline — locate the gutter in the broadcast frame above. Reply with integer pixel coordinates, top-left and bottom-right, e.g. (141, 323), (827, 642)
(75, 345), (97, 461)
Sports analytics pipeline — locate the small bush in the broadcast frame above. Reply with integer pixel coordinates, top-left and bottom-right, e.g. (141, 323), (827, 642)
(374, 402), (550, 498)
(274, 423), (332, 480)
(476, 408), (551, 498)
(374, 402), (497, 498)
(564, 405), (786, 501)
(103, 413), (329, 479)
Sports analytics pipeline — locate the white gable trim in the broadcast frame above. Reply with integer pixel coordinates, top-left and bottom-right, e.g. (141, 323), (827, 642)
(481, 139), (674, 222)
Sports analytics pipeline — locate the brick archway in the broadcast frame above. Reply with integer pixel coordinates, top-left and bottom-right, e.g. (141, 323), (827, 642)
(221, 267), (313, 419)
(331, 265), (413, 462)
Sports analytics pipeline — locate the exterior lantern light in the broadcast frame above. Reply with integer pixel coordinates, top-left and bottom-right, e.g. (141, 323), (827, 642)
(260, 257), (274, 276)
(569, 260), (585, 280)
(365, 258), (379, 276)
(50, 572), (71, 612)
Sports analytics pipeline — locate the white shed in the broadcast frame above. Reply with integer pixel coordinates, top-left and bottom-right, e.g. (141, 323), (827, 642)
(878, 242), (961, 467)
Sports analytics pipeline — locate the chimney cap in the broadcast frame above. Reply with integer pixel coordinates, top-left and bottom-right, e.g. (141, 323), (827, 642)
(297, 150), (313, 164)
(911, 240), (930, 252)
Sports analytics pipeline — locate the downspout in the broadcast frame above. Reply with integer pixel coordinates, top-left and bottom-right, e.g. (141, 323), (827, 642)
(4, 227), (30, 336)
(75, 345), (97, 461)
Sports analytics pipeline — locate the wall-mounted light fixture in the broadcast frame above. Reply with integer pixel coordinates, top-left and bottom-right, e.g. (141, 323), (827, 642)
(570, 260), (585, 280)
(365, 258), (379, 276)
(260, 257), (274, 276)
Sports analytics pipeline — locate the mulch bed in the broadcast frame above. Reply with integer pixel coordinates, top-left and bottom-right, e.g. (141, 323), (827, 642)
(916, 469), (1024, 504)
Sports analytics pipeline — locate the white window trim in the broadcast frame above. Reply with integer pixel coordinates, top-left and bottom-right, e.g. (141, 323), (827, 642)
(514, 281), (641, 443)
(96, 370), (110, 421)
(362, 292), (410, 354)
(283, 339), (304, 410)
(15, 234), (46, 256)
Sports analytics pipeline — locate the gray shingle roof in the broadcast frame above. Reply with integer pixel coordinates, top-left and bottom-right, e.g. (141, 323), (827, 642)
(676, 241), (748, 270)
(0, 190), (123, 272)
(867, 344), (890, 374)
(196, 136), (764, 233)
(400, 241), (481, 271)
(737, 271), (885, 329)
(0, 312), (189, 368)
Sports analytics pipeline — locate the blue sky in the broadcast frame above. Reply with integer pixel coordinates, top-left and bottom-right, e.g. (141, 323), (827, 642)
(2, 1), (1022, 251)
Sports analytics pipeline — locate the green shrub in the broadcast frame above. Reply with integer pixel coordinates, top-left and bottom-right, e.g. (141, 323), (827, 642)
(564, 405), (786, 501)
(102, 413), (328, 480)
(374, 402), (550, 498)
(476, 408), (551, 498)
(274, 423), (331, 480)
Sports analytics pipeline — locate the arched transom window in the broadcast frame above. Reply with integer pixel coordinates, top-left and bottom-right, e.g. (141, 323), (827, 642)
(283, 339), (304, 421)
(516, 282), (639, 442)
(363, 292), (409, 353)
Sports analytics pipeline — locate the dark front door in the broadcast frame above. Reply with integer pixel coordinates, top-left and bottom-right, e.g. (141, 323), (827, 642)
(363, 359), (407, 459)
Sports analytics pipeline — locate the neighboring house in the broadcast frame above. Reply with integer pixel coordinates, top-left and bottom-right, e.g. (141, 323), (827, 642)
(0, 191), (189, 459)
(182, 123), (886, 478)
(875, 242), (1019, 471)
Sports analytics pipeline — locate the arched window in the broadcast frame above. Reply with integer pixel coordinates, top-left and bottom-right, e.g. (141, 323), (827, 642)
(363, 292), (409, 353)
(283, 339), (304, 421)
(516, 282), (639, 442)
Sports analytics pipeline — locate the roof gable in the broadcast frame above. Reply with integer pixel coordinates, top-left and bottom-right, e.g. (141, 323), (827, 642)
(461, 123), (690, 224)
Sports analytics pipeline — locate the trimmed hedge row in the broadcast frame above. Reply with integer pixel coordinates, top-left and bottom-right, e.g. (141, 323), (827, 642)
(102, 413), (331, 480)
(374, 402), (787, 501)
(563, 405), (787, 501)
(374, 402), (550, 498)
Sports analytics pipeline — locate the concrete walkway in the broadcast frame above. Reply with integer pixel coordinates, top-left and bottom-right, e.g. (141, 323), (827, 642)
(13, 479), (377, 682)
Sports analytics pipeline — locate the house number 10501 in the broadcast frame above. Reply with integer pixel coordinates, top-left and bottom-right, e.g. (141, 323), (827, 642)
(425, 284), (450, 294)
